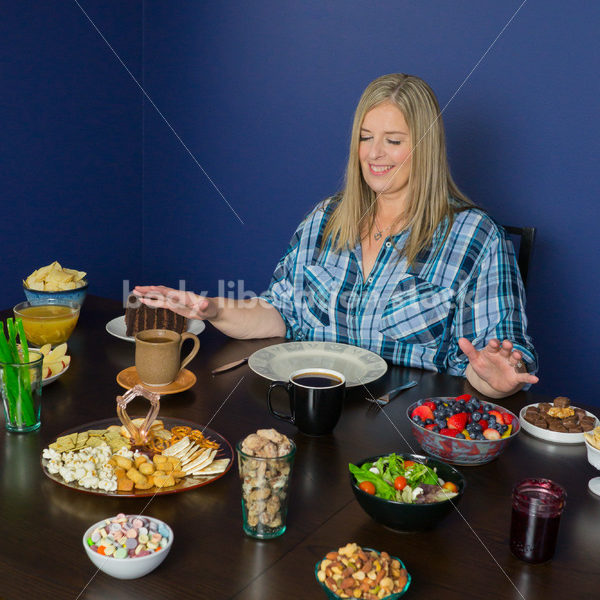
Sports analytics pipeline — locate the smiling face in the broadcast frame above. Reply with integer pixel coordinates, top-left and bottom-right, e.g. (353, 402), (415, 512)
(358, 102), (412, 206)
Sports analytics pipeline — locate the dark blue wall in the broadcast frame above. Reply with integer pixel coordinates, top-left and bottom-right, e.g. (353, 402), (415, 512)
(2, 2), (599, 405)
(1, 1), (143, 303)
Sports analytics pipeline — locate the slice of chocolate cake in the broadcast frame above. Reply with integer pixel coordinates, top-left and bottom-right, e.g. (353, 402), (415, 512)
(125, 294), (187, 337)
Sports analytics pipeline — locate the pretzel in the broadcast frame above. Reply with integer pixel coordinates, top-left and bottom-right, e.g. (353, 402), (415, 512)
(171, 426), (192, 437)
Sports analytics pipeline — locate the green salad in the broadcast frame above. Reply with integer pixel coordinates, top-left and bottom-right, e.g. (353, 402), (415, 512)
(349, 454), (458, 504)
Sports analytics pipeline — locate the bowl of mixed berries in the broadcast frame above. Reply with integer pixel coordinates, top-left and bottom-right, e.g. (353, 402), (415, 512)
(407, 394), (520, 465)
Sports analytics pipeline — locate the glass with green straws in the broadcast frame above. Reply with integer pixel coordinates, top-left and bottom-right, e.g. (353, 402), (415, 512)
(0, 317), (43, 433)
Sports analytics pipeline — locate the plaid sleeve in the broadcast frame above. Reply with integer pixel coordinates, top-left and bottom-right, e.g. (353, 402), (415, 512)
(446, 225), (538, 376)
(259, 224), (305, 340)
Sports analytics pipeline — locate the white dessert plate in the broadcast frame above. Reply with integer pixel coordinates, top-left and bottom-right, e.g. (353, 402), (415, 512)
(248, 341), (387, 388)
(42, 364), (69, 387)
(519, 403), (599, 445)
(105, 316), (205, 342)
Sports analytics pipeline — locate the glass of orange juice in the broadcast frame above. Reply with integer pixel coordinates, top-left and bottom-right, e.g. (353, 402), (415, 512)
(13, 301), (80, 346)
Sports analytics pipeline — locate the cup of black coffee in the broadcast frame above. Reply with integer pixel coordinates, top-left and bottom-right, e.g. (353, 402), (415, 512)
(267, 368), (346, 435)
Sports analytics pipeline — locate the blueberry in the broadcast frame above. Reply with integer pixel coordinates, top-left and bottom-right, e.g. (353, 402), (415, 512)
(484, 403), (494, 412)
(471, 411), (481, 422)
(417, 399), (424, 406)
(455, 433), (465, 439)
(435, 418), (447, 429)
(412, 415), (422, 424)
(471, 398), (481, 409)
(465, 404), (474, 413)
(473, 423), (482, 432)
(488, 416), (497, 425)
(434, 399), (443, 408)
(431, 425), (440, 433)
(424, 419), (434, 425)
(452, 405), (463, 414)
(482, 412), (491, 420)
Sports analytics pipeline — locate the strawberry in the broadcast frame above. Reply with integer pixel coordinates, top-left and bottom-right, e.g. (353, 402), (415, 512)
(411, 405), (434, 421)
(479, 419), (488, 430)
(439, 428), (460, 438)
(502, 413), (514, 426)
(447, 412), (468, 431)
(483, 428), (501, 440)
(456, 394), (472, 402)
(488, 410), (505, 425)
(423, 400), (436, 412)
(425, 423), (437, 431)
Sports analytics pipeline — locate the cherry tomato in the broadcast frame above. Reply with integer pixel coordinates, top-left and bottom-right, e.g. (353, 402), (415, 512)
(394, 476), (407, 490)
(443, 481), (458, 493)
(359, 481), (376, 495)
(403, 460), (415, 469)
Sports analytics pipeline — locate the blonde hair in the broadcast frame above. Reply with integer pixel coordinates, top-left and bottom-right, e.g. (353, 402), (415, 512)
(322, 73), (472, 265)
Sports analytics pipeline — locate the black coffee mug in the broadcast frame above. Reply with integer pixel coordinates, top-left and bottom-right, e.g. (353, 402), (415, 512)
(267, 368), (346, 435)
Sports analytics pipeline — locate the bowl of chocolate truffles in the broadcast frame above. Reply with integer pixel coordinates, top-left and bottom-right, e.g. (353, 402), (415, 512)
(519, 396), (599, 444)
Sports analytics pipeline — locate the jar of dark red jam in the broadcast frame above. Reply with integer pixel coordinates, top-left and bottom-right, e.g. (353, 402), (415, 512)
(510, 478), (566, 563)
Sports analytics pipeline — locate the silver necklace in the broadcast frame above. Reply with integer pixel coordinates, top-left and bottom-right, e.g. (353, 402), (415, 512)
(373, 217), (393, 241)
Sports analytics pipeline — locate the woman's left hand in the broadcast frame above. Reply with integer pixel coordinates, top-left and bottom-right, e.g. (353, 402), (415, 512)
(458, 337), (539, 398)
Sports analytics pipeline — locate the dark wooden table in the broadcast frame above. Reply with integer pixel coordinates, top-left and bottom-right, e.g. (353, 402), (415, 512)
(1, 295), (599, 599)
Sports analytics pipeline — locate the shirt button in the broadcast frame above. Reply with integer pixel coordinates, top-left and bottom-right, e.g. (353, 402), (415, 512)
(385, 241), (392, 248)
(367, 277), (373, 284)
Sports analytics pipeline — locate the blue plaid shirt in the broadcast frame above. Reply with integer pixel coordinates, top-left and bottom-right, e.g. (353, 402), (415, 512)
(261, 199), (537, 375)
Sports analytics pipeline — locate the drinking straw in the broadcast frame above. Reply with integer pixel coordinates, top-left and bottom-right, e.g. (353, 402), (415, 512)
(5, 319), (19, 362)
(15, 319), (35, 425)
(0, 323), (19, 423)
(16, 320), (30, 363)
(6, 318), (25, 424)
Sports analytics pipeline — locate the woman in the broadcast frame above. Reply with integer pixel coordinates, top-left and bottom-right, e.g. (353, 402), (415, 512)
(135, 73), (538, 399)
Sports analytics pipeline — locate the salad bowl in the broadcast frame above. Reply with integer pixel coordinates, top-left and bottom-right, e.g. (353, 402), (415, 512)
(349, 453), (466, 531)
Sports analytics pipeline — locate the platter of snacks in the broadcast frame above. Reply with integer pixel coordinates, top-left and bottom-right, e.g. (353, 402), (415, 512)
(41, 416), (233, 497)
(520, 396), (599, 444)
(105, 316), (205, 343)
(315, 543), (411, 599)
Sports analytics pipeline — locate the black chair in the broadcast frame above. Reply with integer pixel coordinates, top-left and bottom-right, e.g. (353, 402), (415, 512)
(503, 225), (536, 289)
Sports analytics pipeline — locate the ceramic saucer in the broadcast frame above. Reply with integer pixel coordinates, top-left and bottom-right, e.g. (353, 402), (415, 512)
(116, 366), (196, 395)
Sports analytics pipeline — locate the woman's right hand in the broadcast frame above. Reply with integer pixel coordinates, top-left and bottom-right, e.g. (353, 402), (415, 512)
(133, 286), (219, 321)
